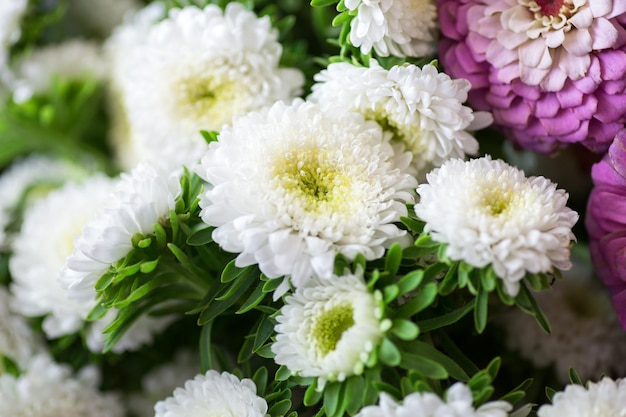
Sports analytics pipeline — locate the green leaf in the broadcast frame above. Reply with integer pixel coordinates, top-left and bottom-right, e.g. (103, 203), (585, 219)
(395, 282), (438, 318)
(423, 262), (449, 282)
(545, 386), (557, 402)
(378, 337), (401, 366)
(400, 340), (469, 381)
(345, 375), (365, 415)
(331, 10), (351, 26)
(198, 267), (259, 324)
(139, 258), (160, 274)
(400, 216), (424, 234)
(474, 288), (489, 334)
(396, 270), (424, 296)
(323, 382), (342, 417)
(383, 284), (400, 304)
(200, 130), (219, 144)
(268, 399), (292, 417)
(569, 367), (583, 385)
(500, 378), (533, 404)
(275, 365), (292, 382)
(384, 243), (403, 280)
(310, 0), (337, 7)
(252, 367), (269, 396)
(236, 282), (267, 314)
(399, 352), (448, 379)
(304, 379), (323, 406)
(186, 226), (214, 246)
(199, 322), (214, 373)
(437, 262), (459, 295)
(390, 319), (419, 341)
(517, 284), (551, 334)
(220, 260), (252, 283)
(253, 314), (276, 353)
(417, 302), (474, 332)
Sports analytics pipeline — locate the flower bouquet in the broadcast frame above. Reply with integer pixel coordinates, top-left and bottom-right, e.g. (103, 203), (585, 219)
(1, 0), (626, 416)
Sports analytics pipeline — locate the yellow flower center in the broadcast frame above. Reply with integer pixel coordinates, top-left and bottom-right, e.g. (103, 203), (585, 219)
(480, 187), (515, 217)
(311, 303), (355, 357)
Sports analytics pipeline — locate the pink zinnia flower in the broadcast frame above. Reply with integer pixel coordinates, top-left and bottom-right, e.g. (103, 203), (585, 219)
(586, 129), (626, 329)
(438, 0), (626, 153)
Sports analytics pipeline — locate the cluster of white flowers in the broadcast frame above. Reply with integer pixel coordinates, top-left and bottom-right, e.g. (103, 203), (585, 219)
(415, 156), (579, 296)
(310, 61), (491, 177)
(537, 378), (626, 417)
(111, 2), (303, 171)
(272, 268), (385, 387)
(196, 99), (416, 296)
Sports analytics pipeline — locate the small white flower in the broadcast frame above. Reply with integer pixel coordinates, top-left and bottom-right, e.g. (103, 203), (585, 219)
(196, 99), (416, 296)
(9, 175), (116, 339)
(127, 349), (200, 417)
(67, 0), (142, 37)
(0, 354), (125, 417)
(356, 383), (512, 417)
(0, 287), (44, 368)
(345, 0), (438, 58)
(0, 154), (92, 250)
(11, 39), (107, 103)
(537, 377), (626, 417)
(310, 61), (491, 177)
(154, 370), (269, 417)
(272, 269), (385, 386)
(415, 156), (578, 296)
(60, 163), (181, 304)
(500, 262), (626, 383)
(115, 3), (303, 171)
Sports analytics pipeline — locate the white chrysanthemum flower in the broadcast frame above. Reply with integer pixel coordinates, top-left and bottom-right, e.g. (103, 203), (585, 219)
(116, 3), (303, 171)
(414, 156), (578, 296)
(0, 154), (92, 250)
(356, 383), (512, 417)
(499, 261), (626, 383)
(0, 0), (27, 83)
(11, 39), (106, 103)
(272, 269), (385, 386)
(0, 354), (125, 417)
(196, 100), (416, 296)
(61, 163), (181, 303)
(127, 349), (200, 417)
(344, 0), (438, 58)
(0, 287), (44, 367)
(9, 175), (116, 338)
(154, 370), (268, 417)
(86, 309), (176, 354)
(310, 61), (492, 177)
(537, 378), (626, 417)
(104, 2), (166, 170)
(68, 0), (141, 36)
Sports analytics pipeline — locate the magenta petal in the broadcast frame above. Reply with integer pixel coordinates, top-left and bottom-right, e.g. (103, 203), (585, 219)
(534, 94), (560, 117)
(595, 90), (626, 122)
(608, 130), (626, 178)
(571, 94), (598, 119)
(556, 84), (584, 107)
(511, 80), (542, 99)
(493, 101), (531, 126)
(539, 110), (581, 135)
(597, 49), (626, 80)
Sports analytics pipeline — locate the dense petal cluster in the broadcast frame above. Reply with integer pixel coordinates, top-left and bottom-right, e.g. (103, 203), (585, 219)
(586, 129), (626, 329)
(356, 383), (512, 417)
(113, 2), (303, 171)
(415, 156), (578, 296)
(61, 163), (181, 303)
(272, 269), (385, 386)
(438, 0), (626, 153)
(345, 0), (438, 58)
(537, 378), (626, 417)
(154, 370), (268, 417)
(310, 61), (491, 177)
(0, 354), (125, 417)
(196, 100), (416, 296)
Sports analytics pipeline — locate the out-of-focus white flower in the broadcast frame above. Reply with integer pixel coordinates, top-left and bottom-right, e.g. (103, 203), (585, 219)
(113, 2), (303, 171)
(0, 154), (92, 250)
(356, 383), (512, 417)
(0, 0), (27, 86)
(0, 354), (125, 417)
(344, 0), (438, 58)
(415, 156), (578, 296)
(0, 287), (43, 368)
(9, 175), (116, 339)
(272, 269), (385, 387)
(537, 377), (626, 417)
(11, 39), (106, 103)
(310, 61), (491, 177)
(196, 99), (416, 297)
(154, 370), (268, 417)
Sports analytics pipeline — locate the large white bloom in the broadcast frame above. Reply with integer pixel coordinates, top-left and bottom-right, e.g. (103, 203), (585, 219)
(499, 262), (626, 383)
(154, 370), (268, 417)
(272, 269), (385, 386)
(0, 154), (92, 250)
(127, 349), (200, 417)
(196, 100), (416, 296)
(0, 287), (43, 368)
(345, 0), (438, 58)
(310, 61), (492, 177)
(474, 0), (626, 91)
(414, 156), (578, 296)
(116, 2), (303, 171)
(11, 39), (107, 103)
(537, 378), (626, 417)
(356, 383), (512, 417)
(61, 163), (181, 303)
(9, 175), (116, 338)
(0, 354), (125, 417)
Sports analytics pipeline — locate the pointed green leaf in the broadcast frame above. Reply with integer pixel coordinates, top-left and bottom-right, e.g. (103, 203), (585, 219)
(186, 226), (214, 246)
(378, 337), (401, 366)
(417, 302), (474, 332)
(474, 288), (489, 334)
